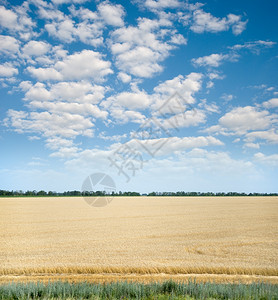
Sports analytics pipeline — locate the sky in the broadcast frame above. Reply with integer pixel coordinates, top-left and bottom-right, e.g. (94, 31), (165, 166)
(0, 0), (278, 193)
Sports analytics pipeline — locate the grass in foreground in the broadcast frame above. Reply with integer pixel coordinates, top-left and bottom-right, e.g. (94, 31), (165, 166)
(0, 280), (277, 299)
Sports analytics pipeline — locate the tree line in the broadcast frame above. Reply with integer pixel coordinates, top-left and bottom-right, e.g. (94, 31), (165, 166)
(0, 190), (277, 197)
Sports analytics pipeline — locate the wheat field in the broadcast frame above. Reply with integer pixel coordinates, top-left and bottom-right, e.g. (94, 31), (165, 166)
(0, 196), (277, 283)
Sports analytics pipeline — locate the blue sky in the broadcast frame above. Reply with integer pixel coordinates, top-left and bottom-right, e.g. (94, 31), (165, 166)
(0, 0), (277, 193)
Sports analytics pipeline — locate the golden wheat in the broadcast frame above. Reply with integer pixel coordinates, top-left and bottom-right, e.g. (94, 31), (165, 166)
(0, 196), (277, 283)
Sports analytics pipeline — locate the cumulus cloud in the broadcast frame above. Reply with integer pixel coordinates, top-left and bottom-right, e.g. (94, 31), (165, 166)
(190, 9), (247, 35)
(42, 1), (125, 46)
(106, 91), (152, 110)
(192, 52), (240, 68)
(204, 106), (278, 146)
(22, 40), (51, 57)
(110, 17), (185, 78)
(0, 5), (36, 40)
(28, 101), (108, 119)
(161, 109), (206, 129)
(98, 2), (125, 27)
(0, 35), (20, 55)
(0, 6), (18, 30)
(98, 132), (127, 142)
(51, 0), (89, 4)
(262, 98), (278, 109)
(27, 66), (63, 81)
(244, 142), (260, 149)
(254, 152), (278, 166)
(152, 73), (203, 114)
(21, 81), (108, 119)
(27, 50), (113, 82)
(43, 6), (104, 46)
(55, 50), (113, 81)
(45, 18), (103, 46)
(0, 63), (18, 77)
(192, 53), (229, 68)
(218, 106), (273, 134)
(155, 73), (202, 97)
(127, 135), (223, 156)
(5, 109), (95, 138)
(117, 72), (131, 83)
(245, 130), (278, 144)
(144, 0), (181, 10)
(109, 108), (146, 124)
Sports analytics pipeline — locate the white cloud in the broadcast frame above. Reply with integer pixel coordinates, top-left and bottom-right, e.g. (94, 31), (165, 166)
(205, 106), (275, 136)
(98, 2), (125, 27)
(45, 19), (75, 43)
(161, 148), (254, 175)
(65, 148), (111, 171)
(221, 94), (234, 102)
(106, 91), (151, 110)
(112, 44), (165, 77)
(0, 5), (36, 40)
(245, 130), (278, 144)
(262, 98), (278, 109)
(192, 53), (229, 68)
(27, 50), (113, 82)
(208, 72), (223, 80)
(109, 107), (146, 124)
(50, 146), (80, 158)
(117, 72), (131, 83)
(244, 142), (260, 149)
(98, 132), (127, 142)
(0, 63), (18, 77)
(5, 109), (95, 138)
(144, 0), (181, 10)
(161, 109), (206, 129)
(127, 135), (223, 156)
(56, 50), (113, 81)
(50, 81), (106, 103)
(204, 105), (278, 151)
(190, 9), (247, 35)
(46, 137), (80, 158)
(71, 82), (106, 102)
(46, 137), (74, 150)
(231, 19), (248, 35)
(27, 66), (63, 81)
(69, 6), (98, 20)
(192, 52), (239, 68)
(24, 82), (52, 101)
(155, 73), (202, 97)
(22, 40), (51, 57)
(0, 6), (18, 30)
(198, 100), (220, 113)
(218, 106), (274, 134)
(169, 33), (187, 45)
(110, 17), (183, 78)
(21, 81), (108, 119)
(233, 138), (240, 143)
(51, 0), (88, 4)
(152, 73), (203, 113)
(254, 152), (278, 166)
(29, 101), (108, 119)
(65, 135), (223, 171)
(19, 81), (33, 91)
(230, 40), (276, 54)
(44, 10), (103, 46)
(0, 35), (20, 54)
